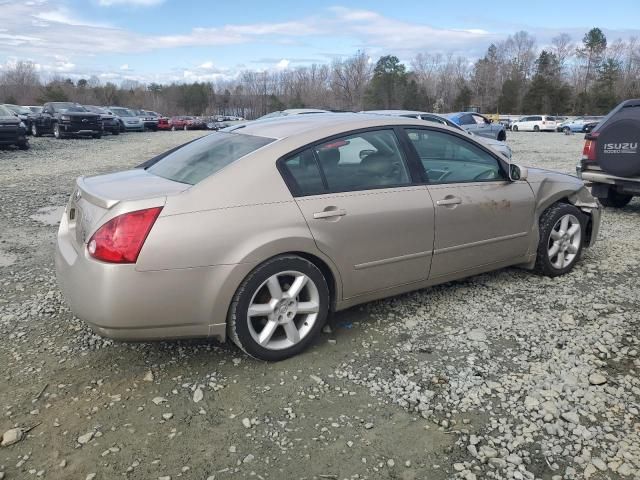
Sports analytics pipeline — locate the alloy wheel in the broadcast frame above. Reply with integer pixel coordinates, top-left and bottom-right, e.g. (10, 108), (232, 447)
(547, 214), (581, 269)
(247, 270), (320, 351)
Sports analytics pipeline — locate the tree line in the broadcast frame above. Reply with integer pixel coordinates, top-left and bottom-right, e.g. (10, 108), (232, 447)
(1, 27), (638, 118)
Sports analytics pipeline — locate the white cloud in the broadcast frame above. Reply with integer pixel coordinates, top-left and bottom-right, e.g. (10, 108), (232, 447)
(97, 0), (165, 6)
(120, 64), (130, 70)
(276, 59), (290, 70)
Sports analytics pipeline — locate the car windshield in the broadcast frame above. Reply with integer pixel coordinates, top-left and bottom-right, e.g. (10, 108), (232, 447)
(5, 105), (31, 115)
(50, 103), (76, 113)
(148, 132), (275, 185)
(0, 105), (15, 116)
(110, 108), (132, 116)
(28, 106), (43, 113)
(85, 106), (107, 114)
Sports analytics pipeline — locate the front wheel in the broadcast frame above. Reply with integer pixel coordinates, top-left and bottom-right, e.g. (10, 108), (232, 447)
(512, 125), (518, 132)
(228, 255), (330, 361)
(32, 123), (41, 137)
(497, 130), (506, 141)
(17, 141), (29, 150)
(112, 129), (119, 136)
(534, 203), (585, 277)
(53, 123), (63, 139)
(183, 125), (188, 131)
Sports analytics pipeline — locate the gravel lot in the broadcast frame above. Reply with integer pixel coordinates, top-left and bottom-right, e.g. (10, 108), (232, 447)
(0, 131), (639, 480)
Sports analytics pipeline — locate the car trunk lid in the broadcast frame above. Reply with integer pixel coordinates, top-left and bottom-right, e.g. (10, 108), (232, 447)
(67, 169), (189, 247)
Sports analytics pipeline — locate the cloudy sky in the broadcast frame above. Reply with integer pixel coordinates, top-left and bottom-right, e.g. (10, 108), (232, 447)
(1, 0), (639, 84)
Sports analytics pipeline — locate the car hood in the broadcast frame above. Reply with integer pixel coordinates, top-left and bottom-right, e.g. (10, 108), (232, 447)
(526, 167), (583, 187)
(0, 116), (20, 125)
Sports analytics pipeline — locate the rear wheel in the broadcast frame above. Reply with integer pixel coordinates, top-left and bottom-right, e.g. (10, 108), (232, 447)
(17, 141), (29, 150)
(112, 129), (119, 136)
(228, 255), (329, 361)
(171, 125), (176, 131)
(183, 125), (188, 131)
(535, 203), (585, 277)
(598, 188), (633, 208)
(31, 123), (40, 137)
(497, 130), (506, 141)
(512, 125), (518, 132)
(563, 126), (570, 134)
(533, 125), (540, 132)
(92, 133), (102, 139)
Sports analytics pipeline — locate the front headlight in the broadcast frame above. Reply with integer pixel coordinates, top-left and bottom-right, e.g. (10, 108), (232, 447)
(60, 115), (71, 121)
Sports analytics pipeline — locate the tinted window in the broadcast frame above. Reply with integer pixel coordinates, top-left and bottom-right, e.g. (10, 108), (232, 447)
(406, 129), (504, 183)
(149, 132), (275, 185)
(282, 150), (325, 196)
(545, 116), (556, 121)
(313, 130), (411, 192)
(0, 105), (14, 116)
(459, 114), (475, 125)
(532, 116), (542, 121)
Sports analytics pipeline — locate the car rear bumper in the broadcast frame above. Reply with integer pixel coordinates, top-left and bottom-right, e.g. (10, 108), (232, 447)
(55, 212), (256, 343)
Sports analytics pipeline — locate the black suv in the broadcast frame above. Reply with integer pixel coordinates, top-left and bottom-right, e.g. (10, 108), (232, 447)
(0, 104), (29, 150)
(31, 102), (102, 139)
(577, 99), (640, 208)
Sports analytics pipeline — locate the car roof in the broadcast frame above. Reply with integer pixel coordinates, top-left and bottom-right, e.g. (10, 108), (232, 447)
(226, 113), (450, 141)
(362, 110), (429, 117)
(282, 108), (329, 114)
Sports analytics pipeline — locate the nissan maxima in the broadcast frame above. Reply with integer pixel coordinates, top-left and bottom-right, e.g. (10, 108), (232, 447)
(56, 114), (601, 361)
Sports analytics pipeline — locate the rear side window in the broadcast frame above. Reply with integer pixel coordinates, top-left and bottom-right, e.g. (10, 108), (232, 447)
(313, 130), (411, 192)
(148, 132), (274, 185)
(459, 114), (475, 125)
(281, 150), (326, 196)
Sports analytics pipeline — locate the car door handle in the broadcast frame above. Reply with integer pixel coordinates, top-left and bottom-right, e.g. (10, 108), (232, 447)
(436, 196), (462, 206)
(313, 208), (347, 219)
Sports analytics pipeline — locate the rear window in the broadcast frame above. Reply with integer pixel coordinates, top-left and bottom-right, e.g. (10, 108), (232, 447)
(148, 132), (275, 185)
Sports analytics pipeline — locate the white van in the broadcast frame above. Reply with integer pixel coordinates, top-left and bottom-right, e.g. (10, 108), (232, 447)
(511, 115), (557, 132)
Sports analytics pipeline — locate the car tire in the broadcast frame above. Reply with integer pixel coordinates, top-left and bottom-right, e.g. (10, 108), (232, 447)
(598, 189), (633, 208)
(563, 127), (570, 134)
(17, 141), (29, 150)
(534, 203), (586, 277)
(533, 125), (540, 132)
(171, 126), (176, 131)
(228, 255), (330, 361)
(183, 125), (188, 131)
(512, 125), (518, 132)
(31, 124), (40, 137)
(92, 133), (102, 139)
(112, 129), (119, 136)
(497, 130), (506, 141)
(53, 123), (63, 139)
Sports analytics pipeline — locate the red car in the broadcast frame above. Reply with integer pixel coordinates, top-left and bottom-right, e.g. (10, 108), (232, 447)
(157, 117), (172, 131)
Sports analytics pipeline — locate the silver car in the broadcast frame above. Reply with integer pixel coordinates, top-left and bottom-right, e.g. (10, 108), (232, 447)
(106, 106), (144, 132)
(56, 114), (601, 361)
(363, 110), (512, 159)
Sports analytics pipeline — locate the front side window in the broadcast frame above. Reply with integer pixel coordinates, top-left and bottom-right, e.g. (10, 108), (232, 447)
(472, 114), (487, 125)
(148, 132), (275, 185)
(406, 129), (504, 183)
(313, 130), (411, 192)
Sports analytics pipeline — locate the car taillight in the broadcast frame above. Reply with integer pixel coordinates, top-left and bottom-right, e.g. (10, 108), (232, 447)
(88, 207), (162, 263)
(582, 132), (599, 162)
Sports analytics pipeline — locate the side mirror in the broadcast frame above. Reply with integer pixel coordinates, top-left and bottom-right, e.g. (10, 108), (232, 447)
(509, 164), (528, 181)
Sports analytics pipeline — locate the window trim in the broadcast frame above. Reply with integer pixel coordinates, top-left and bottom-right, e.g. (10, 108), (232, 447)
(399, 126), (510, 186)
(277, 127), (424, 197)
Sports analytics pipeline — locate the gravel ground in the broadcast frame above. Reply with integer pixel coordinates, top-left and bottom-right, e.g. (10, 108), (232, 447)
(0, 131), (638, 480)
